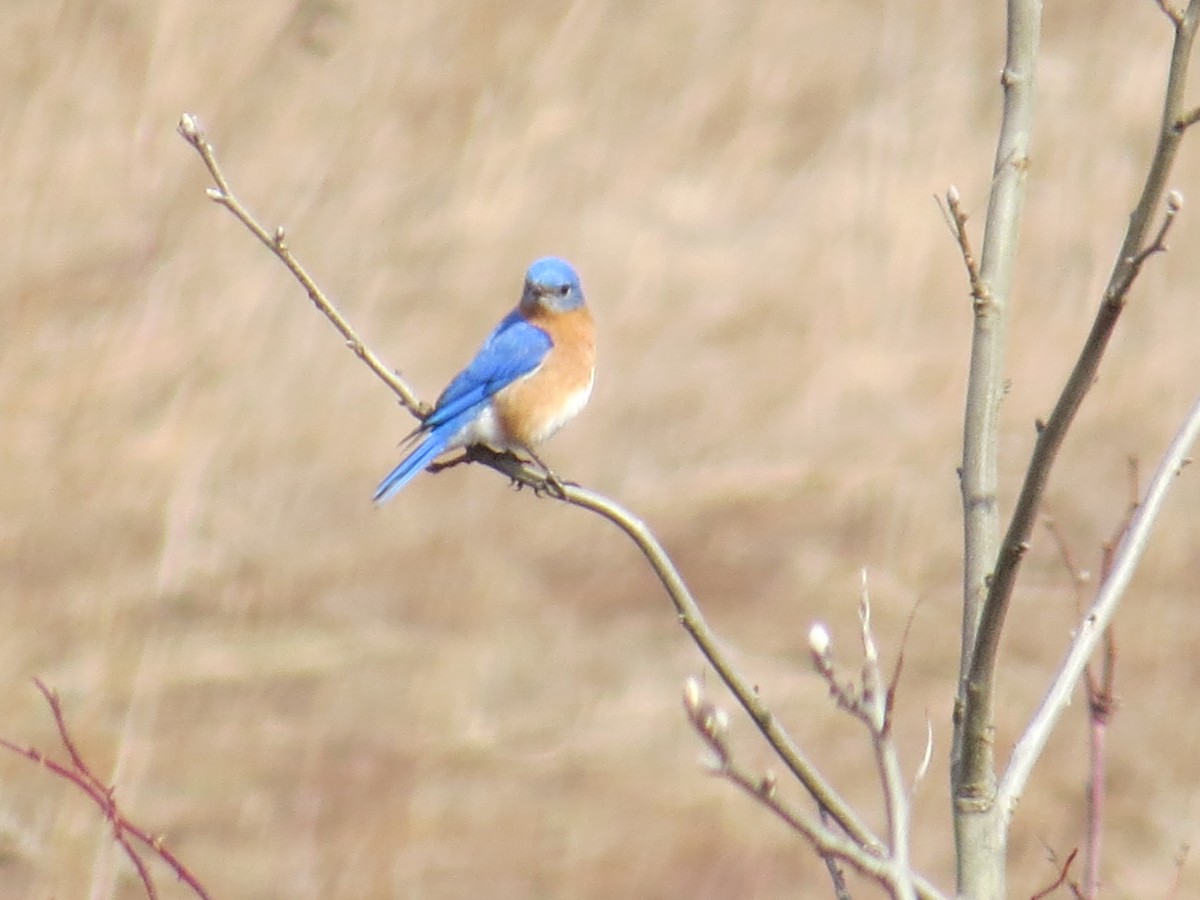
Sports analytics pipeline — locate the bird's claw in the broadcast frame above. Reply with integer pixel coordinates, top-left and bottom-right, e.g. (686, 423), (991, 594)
(537, 472), (568, 499)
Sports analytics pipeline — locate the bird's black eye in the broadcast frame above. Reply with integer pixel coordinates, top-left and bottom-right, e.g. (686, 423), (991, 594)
(557, 284), (571, 296)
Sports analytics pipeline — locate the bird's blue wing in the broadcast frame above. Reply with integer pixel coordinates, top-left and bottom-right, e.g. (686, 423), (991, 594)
(372, 427), (454, 503)
(423, 311), (552, 428)
(373, 312), (552, 504)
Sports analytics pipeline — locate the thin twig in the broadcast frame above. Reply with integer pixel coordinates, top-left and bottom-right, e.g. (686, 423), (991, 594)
(964, 189), (1187, 772)
(888, 600), (923, 719)
(819, 805), (856, 900)
(808, 588), (921, 900)
(959, 4), (1200, 873)
(1157, 0), (1185, 28)
(1030, 847), (1079, 900)
(0, 681), (213, 900)
(35, 678), (109, 798)
(939, 187), (991, 311)
(1166, 843), (1190, 900)
(1177, 105), (1200, 130)
(718, 761), (909, 890)
(1082, 686), (1109, 900)
(1043, 518), (1090, 613)
(999, 394), (1200, 814)
(1077, 460), (1139, 899)
(177, 113), (426, 418)
(1045, 513), (1117, 900)
(565, 483), (884, 856)
(682, 679), (941, 898)
(968, 2), (1200, 691)
(857, 575), (916, 900)
(1117, 190), (1182, 289)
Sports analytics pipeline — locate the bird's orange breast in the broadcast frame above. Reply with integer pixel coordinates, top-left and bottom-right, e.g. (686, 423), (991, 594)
(494, 306), (596, 448)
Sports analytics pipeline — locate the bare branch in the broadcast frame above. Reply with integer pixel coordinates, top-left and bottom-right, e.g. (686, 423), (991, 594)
(888, 600), (923, 714)
(958, 7), (1200, 890)
(966, 189), (1191, 757)
(969, 4), (1200, 686)
(1119, 189), (1183, 287)
(952, 2), (1044, 894)
(0, 680), (213, 900)
(177, 114), (426, 418)
(858, 576), (917, 900)
(1156, 0), (1185, 27)
(566, 483), (885, 857)
(818, 805), (856, 900)
(1081, 461), (1141, 899)
(681, 679), (944, 900)
(1030, 847), (1079, 900)
(1044, 518), (1091, 610)
(939, 187), (991, 311)
(807, 580), (919, 900)
(1082, 677), (1111, 900)
(33, 679), (109, 797)
(1166, 843), (1191, 900)
(811, 624), (867, 721)
(1177, 105), (1200, 129)
(999, 394), (1200, 814)
(1045, 457), (1141, 900)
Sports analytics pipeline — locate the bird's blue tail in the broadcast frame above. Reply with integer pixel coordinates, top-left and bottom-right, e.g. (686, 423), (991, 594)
(372, 429), (452, 504)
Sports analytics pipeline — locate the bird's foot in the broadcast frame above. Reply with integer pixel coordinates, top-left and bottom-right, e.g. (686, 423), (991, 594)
(427, 451), (471, 474)
(464, 445), (571, 499)
(533, 471), (569, 500)
(521, 449), (573, 499)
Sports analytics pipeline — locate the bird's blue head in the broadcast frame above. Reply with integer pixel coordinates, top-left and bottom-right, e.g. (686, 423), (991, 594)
(521, 256), (585, 314)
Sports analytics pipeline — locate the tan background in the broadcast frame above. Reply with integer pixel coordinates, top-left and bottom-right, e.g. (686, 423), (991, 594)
(3, 1), (1200, 897)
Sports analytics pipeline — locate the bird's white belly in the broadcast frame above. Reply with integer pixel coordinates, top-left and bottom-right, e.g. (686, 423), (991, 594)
(527, 371), (594, 443)
(449, 405), (506, 450)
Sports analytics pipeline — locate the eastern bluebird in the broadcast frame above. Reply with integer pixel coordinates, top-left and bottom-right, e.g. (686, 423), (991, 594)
(373, 256), (595, 503)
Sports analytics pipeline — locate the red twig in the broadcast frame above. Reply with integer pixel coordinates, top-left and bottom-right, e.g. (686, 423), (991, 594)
(0, 679), (213, 900)
(1165, 843), (1190, 900)
(1043, 460), (1140, 899)
(1030, 847), (1079, 899)
(1080, 462), (1139, 898)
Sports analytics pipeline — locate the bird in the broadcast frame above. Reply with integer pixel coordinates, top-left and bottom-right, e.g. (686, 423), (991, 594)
(373, 256), (595, 503)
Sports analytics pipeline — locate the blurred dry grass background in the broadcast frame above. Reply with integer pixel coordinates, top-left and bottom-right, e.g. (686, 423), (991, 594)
(2, 1), (1199, 897)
